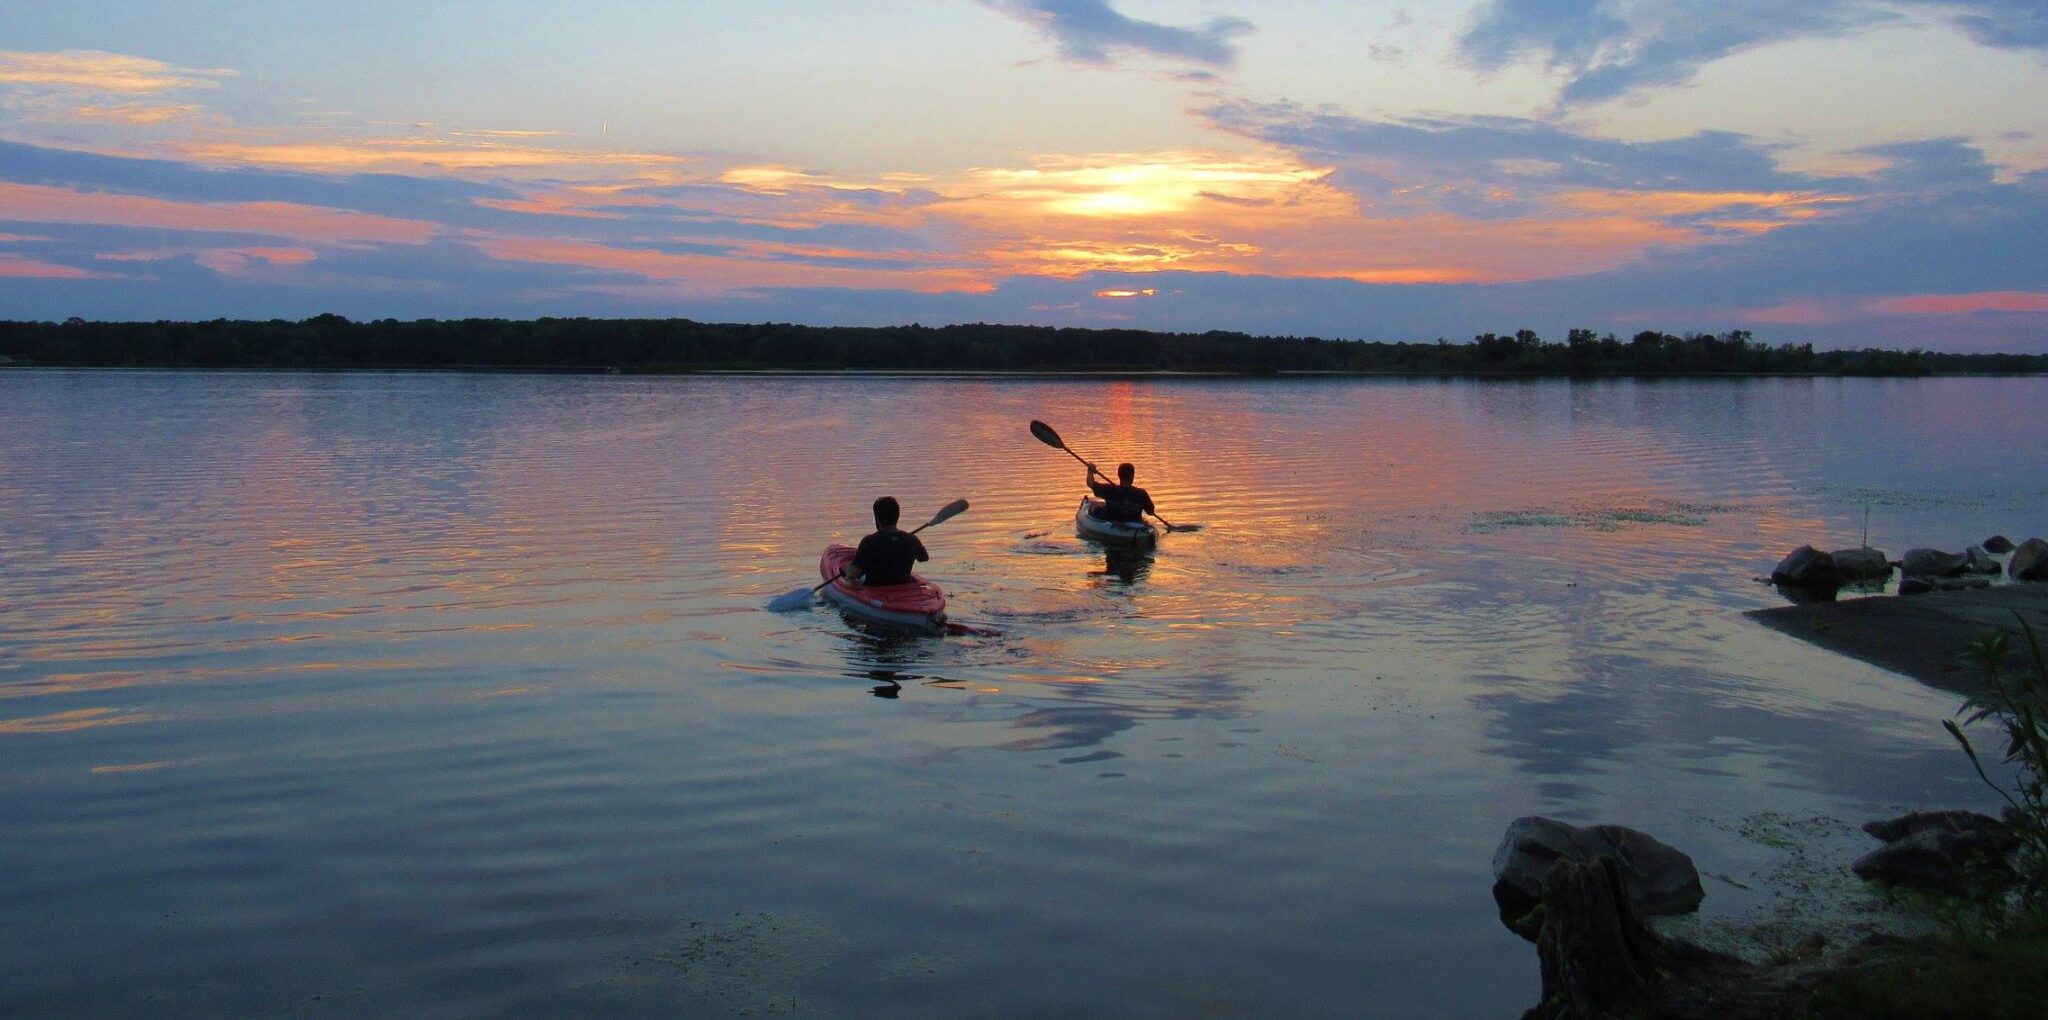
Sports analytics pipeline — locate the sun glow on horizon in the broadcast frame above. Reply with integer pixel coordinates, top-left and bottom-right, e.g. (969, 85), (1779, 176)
(0, 35), (2014, 347)
(970, 154), (1329, 219)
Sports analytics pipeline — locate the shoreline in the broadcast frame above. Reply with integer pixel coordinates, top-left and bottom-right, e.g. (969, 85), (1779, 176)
(6, 363), (2045, 381)
(1746, 585), (2048, 695)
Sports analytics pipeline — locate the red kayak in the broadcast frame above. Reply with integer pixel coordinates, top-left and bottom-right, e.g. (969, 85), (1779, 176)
(818, 544), (947, 630)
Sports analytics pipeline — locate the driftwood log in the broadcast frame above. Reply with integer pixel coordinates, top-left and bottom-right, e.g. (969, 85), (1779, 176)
(1522, 857), (1824, 1020)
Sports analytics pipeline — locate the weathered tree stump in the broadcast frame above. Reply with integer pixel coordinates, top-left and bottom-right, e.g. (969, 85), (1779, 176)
(1521, 857), (1785, 1020)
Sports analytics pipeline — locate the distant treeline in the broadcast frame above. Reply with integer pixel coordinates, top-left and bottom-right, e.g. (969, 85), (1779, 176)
(2, 316), (2042, 376)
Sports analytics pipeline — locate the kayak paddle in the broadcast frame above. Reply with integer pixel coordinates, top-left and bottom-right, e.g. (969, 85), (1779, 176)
(1148, 510), (1196, 533)
(766, 498), (970, 612)
(1030, 419), (1098, 475)
(1029, 419), (1198, 532)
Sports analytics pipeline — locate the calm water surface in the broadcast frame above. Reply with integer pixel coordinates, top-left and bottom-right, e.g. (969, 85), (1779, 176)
(3, 371), (2044, 1016)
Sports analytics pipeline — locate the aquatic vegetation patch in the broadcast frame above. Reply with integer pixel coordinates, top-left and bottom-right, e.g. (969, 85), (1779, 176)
(1663, 812), (1936, 963)
(1468, 510), (1573, 532)
(594, 911), (848, 1013)
(1468, 502), (1715, 533)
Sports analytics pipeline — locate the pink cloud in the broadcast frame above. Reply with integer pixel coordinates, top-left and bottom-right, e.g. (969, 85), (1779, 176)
(0, 253), (114, 279)
(0, 183), (435, 245)
(1744, 298), (1840, 324)
(1867, 291), (2048, 315)
(195, 247), (320, 275)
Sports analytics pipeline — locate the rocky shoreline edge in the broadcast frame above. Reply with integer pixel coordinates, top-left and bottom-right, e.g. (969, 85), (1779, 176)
(1495, 811), (2036, 1018)
(1501, 534), (2048, 1017)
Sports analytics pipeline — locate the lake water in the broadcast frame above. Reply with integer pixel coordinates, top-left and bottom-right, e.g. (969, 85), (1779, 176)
(3, 371), (2043, 1017)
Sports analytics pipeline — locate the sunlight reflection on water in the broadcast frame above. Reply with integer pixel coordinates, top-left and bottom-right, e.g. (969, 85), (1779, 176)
(1, 370), (2043, 1015)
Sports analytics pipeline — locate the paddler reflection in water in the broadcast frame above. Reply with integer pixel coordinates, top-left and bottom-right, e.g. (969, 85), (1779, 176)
(845, 496), (928, 585)
(1085, 462), (1156, 523)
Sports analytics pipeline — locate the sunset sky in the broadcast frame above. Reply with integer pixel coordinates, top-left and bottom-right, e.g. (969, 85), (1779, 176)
(2, 1), (2045, 350)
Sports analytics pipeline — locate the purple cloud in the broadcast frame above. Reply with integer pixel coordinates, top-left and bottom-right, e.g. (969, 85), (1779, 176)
(1202, 99), (1854, 223)
(1459, 1), (2047, 106)
(983, 0), (1253, 68)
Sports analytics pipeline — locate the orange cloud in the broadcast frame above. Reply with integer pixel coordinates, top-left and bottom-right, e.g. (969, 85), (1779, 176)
(925, 151), (1735, 285)
(475, 235), (987, 294)
(1868, 291), (2048, 315)
(721, 165), (830, 193)
(0, 50), (231, 92)
(176, 138), (686, 178)
(0, 182), (436, 245)
(69, 102), (204, 125)
(456, 145), (1736, 292)
(3, 120), (1872, 301)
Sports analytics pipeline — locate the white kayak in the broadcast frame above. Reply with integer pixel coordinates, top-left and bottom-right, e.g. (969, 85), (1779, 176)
(1075, 496), (1158, 549)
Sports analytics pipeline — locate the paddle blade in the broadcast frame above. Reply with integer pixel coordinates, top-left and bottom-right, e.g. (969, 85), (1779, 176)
(766, 587), (816, 612)
(1029, 420), (1066, 450)
(913, 498), (970, 533)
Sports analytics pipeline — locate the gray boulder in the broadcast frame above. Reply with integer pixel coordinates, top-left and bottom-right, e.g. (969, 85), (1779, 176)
(1900, 547), (1967, 577)
(1863, 810), (2017, 849)
(1852, 828), (2016, 896)
(1853, 810), (2018, 898)
(1964, 546), (2001, 575)
(1900, 576), (1934, 596)
(1770, 545), (1838, 588)
(1830, 546), (1891, 584)
(1983, 535), (2015, 554)
(2011, 538), (2048, 581)
(1491, 816), (1704, 940)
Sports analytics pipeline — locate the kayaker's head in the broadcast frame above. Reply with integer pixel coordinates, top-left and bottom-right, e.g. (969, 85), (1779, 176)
(1117, 463), (1135, 484)
(872, 496), (901, 529)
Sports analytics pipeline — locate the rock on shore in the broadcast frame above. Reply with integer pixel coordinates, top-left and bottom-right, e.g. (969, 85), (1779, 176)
(1900, 547), (1968, 578)
(1831, 547), (1891, 584)
(2011, 538), (2048, 581)
(1770, 545), (1837, 587)
(1492, 817), (1704, 940)
(1851, 810), (2018, 897)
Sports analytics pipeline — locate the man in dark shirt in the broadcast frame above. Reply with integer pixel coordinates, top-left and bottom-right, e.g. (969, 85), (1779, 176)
(1086, 462), (1156, 523)
(848, 496), (929, 585)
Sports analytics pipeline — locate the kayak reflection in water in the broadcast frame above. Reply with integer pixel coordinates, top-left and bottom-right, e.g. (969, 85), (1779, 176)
(1099, 548), (1153, 585)
(867, 670), (903, 698)
(847, 496), (929, 585)
(1084, 462), (1156, 523)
